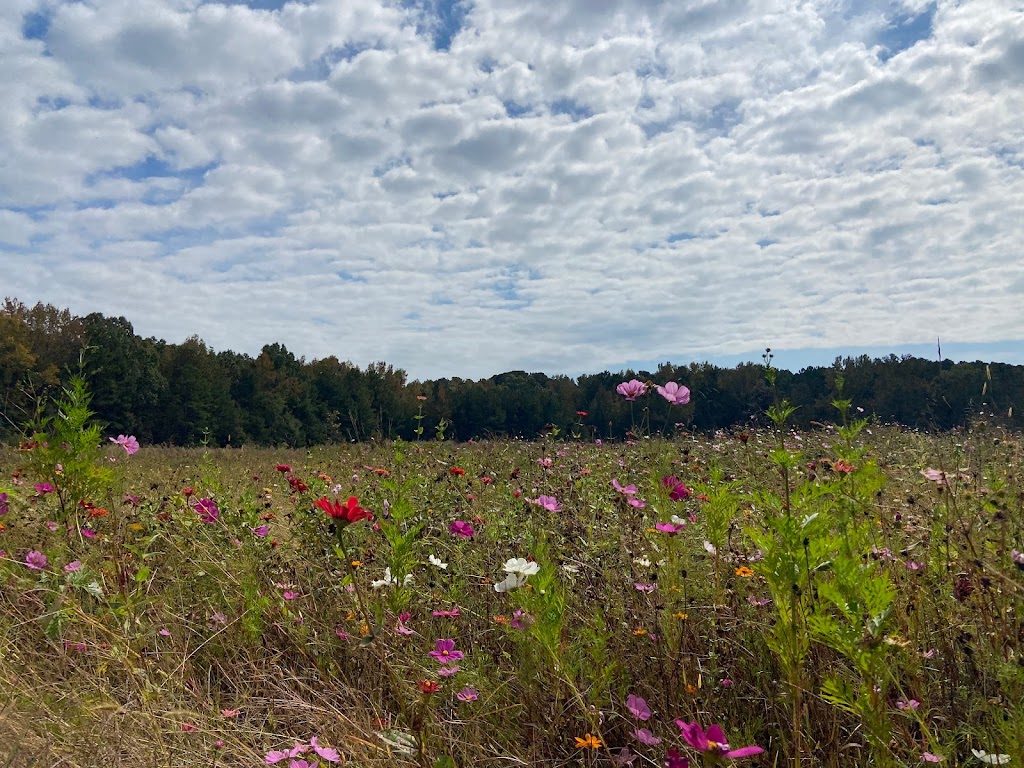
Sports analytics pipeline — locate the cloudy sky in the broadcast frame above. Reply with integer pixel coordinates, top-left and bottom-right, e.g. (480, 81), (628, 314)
(2, 0), (1022, 379)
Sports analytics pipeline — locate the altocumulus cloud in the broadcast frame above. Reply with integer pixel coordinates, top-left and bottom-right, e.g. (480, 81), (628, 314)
(2, 0), (1023, 378)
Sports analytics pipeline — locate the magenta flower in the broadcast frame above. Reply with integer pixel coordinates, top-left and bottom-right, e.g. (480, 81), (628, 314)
(655, 522), (685, 534)
(109, 434), (140, 455)
(194, 498), (219, 523)
(656, 382), (691, 405)
(428, 638), (464, 665)
(252, 524), (270, 538)
(282, 590), (300, 600)
(665, 749), (690, 768)
(34, 482), (55, 495)
(612, 479), (638, 495)
(676, 722), (763, 759)
(628, 497), (646, 508)
(626, 694), (651, 721)
(530, 495), (561, 512)
(64, 560), (82, 572)
(0, 492), (9, 514)
(662, 476), (692, 500)
(432, 607), (461, 618)
(921, 753), (944, 762)
(634, 582), (657, 593)
(449, 520), (474, 538)
(25, 550), (48, 570)
(437, 665), (459, 677)
(616, 379), (647, 400)
(457, 686), (478, 702)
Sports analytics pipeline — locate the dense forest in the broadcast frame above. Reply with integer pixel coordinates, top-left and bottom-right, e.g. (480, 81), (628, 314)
(1, 297), (1020, 445)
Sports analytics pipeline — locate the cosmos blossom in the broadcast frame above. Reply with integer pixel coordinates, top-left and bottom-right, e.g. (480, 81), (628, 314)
(616, 380), (647, 400)
(656, 382), (691, 405)
(109, 434), (140, 455)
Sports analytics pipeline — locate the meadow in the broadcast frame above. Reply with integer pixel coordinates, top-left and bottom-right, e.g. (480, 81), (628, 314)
(1, 380), (1022, 768)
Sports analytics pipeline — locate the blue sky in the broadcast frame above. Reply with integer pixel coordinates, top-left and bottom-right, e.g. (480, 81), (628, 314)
(2, 0), (1023, 379)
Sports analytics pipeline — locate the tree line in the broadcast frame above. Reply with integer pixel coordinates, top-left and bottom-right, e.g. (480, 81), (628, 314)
(1, 298), (1019, 446)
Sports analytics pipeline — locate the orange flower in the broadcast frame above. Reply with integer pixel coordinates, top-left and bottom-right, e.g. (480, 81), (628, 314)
(418, 679), (440, 695)
(373, 468), (390, 476)
(735, 566), (754, 577)
(575, 733), (602, 749)
(493, 615), (509, 625)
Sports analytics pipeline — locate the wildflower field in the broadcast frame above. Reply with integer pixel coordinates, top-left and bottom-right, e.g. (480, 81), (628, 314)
(1, 380), (1022, 768)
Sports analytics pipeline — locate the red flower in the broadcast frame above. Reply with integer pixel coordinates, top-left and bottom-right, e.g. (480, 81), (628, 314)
(182, 486), (195, 497)
(449, 467), (466, 476)
(275, 464), (292, 473)
(418, 679), (440, 695)
(576, 410), (589, 417)
(314, 496), (372, 526)
(287, 475), (309, 493)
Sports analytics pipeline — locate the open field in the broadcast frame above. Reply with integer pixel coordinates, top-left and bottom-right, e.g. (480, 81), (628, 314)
(2, 419), (1022, 768)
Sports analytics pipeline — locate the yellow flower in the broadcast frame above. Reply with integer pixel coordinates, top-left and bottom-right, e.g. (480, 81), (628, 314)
(735, 566), (754, 577)
(673, 611), (688, 620)
(633, 627), (648, 636)
(350, 560), (363, 568)
(359, 623), (371, 637)
(575, 733), (602, 749)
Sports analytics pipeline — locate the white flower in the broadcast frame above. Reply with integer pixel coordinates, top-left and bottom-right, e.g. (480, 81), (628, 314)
(371, 567), (414, 590)
(704, 541), (718, 556)
(503, 557), (540, 578)
(494, 557), (539, 592)
(972, 750), (1011, 765)
(633, 557), (652, 568)
(428, 554), (448, 570)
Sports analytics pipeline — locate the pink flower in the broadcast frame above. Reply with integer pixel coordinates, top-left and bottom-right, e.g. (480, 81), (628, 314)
(676, 722), (763, 759)
(920, 468), (947, 486)
(34, 482), (54, 495)
(309, 737), (340, 763)
(896, 698), (920, 711)
(432, 607), (461, 618)
(537, 457), (553, 468)
(457, 686), (478, 702)
(634, 583), (657, 593)
(922, 753), (944, 762)
(530, 495), (561, 512)
(159, 628), (171, 636)
(720, 678), (734, 688)
(437, 665), (460, 677)
(665, 749), (689, 768)
(627, 497), (646, 508)
(25, 550), (48, 570)
(449, 520), (474, 538)
(428, 638), (464, 665)
(656, 382), (691, 405)
(635, 728), (661, 746)
(221, 708), (240, 718)
(81, 528), (97, 538)
(64, 560), (82, 572)
(45, 521), (59, 532)
(180, 723), (197, 733)
(252, 525), (270, 538)
(617, 380), (647, 400)
(0, 492), (9, 515)
(282, 591), (300, 600)
(109, 435), (140, 455)
(626, 694), (651, 721)
(612, 479), (638, 495)
(655, 522), (685, 534)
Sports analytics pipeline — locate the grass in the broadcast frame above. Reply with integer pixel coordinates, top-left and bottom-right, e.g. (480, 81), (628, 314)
(1, 420), (1022, 768)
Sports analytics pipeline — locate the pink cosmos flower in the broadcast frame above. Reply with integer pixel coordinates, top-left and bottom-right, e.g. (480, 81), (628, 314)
(920, 468), (948, 486)
(0, 492), (9, 514)
(282, 591), (300, 600)
(626, 694), (651, 721)
(437, 665), (460, 677)
(634, 583), (657, 593)
(109, 435), (140, 455)
(896, 698), (920, 711)
(676, 721), (763, 759)
(656, 382), (691, 405)
(537, 457), (553, 468)
(45, 521), (59, 532)
(432, 607), (461, 618)
(309, 737), (340, 763)
(616, 379), (647, 400)
(25, 550), (48, 570)
(252, 525), (270, 538)
(64, 560), (82, 572)
(429, 638), (464, 665)
(922, 753), (944, 762)
(665, 749), (689, 768)
(81, 528), (96, 538)
(34, 482), (54, 495)
(635, 728), (661, 746)
(655, 522), (685, 534)
(449, 520), (474, 538)
(662, 476), (691, 500)
(612, 479), (638, 495)
(193, 498), (219, 523)
(457, 686), (478, 702)
(627, 497), (646, 508)
(531, 495), (561, 512)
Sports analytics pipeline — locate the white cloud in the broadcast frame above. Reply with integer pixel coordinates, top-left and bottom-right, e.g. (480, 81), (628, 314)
(2, 0), (1022, 378)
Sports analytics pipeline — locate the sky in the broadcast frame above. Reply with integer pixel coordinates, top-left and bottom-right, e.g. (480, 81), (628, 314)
(2, 0), (1023, 380)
